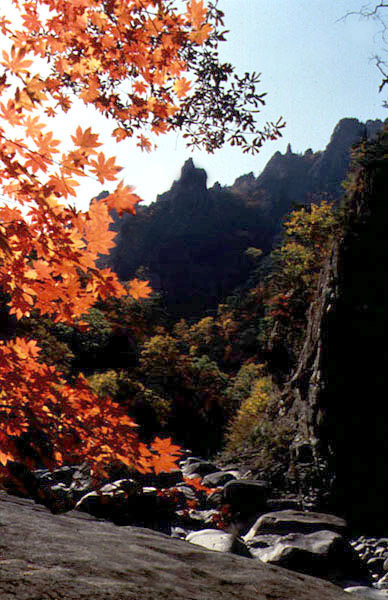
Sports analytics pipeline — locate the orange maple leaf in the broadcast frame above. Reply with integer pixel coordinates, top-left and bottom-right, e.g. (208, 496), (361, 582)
(173, 77), (191, 98)
(89, 152), (122, 183)
(1, 47), (33, 75)
(0, 100), (23, 126)
(37, 131), (61, 156)
(136, 134), (152, 152)
(105, 181), (141, 216)
(71, 126), (102, 154)
(189, 23), (212, 45)
(186, 0), (207, 28)
(48, 174), (80, 198)
(24, 115), (46, 139)
(118, 414), (138, 428)
(5, 420), (29, 436)
(133, 81), (148, 95)
(150, 437), (182, 475)
(183, 476), (219, 495)
(9, 338), (41, 360)
(128, 278), (152, 300)
(112, 127), (129, 142)
(116, 454), (135, 468)
(25, 150), (51, 173)
(80, 77), (100, 103)
(0, 448), (14, 467)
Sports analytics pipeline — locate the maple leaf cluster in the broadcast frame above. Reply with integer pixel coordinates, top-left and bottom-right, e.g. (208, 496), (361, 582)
(0, 0), (214, 481)
(0, 0), (283, 482)
(0, 336), (182, 478)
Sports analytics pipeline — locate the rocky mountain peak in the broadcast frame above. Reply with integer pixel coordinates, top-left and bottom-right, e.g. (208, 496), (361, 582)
(325, 118), (366, 153)
(175, 158), (207, 190)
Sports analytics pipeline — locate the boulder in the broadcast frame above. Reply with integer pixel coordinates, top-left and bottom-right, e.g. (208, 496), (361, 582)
(176, 508), (219, 530)
(2, 462), (92, 511)
(186, 529), (252, 557)
(344, 587), (388, 598)
(206, 489), (224, 508)
(181, 460), (219, 478)
(267, 497), (303, 511)
(77, 477), (140, 499)
(0, 492), (352, 600)
(174, 482), (198, 502)
(245, 530), (369, 585)
(201, 471), (237, 487)
(244, 510), (348, 540)
(377, 574), (388, 590)
(223, 479), (269, 516)
(74, 478), (178, 529)
(180, 456), (203, 467)
(75, 478), (142, 522)
(245, 533), (281, 550)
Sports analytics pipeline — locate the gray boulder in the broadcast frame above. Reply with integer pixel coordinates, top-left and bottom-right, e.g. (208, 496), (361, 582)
(377, 574), (388, 589)
(181, 460), (219, 478)
(176, 508), (219, 530)
(3, 463), (93, 512)
(245, 529), (368, 585)
(75, 478), (141, 520)
(223, 479), (269, 515)
(186, 528), (252, 557)
(344, 587), (388, 598)
(201, 471), (237, 488)
(245, 510), (348, 540)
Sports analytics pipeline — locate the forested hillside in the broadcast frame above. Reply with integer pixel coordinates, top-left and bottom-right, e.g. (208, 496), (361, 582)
(12, 121), (385, 471)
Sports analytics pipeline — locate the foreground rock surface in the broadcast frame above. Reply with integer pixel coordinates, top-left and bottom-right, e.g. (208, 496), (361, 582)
(0, 492), (351, 600)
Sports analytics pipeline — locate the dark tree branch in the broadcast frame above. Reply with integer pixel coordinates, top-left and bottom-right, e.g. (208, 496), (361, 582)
(341, 3), (388, 104)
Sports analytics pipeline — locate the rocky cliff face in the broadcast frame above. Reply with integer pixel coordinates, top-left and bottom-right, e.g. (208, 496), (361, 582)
(108, 118), (385, 317)
(285, 125), (388, 533)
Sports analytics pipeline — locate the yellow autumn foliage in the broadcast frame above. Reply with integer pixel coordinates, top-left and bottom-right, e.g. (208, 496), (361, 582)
(225, 375), (272, 451)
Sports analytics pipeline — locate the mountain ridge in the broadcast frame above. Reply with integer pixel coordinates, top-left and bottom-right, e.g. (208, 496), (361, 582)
(106, 117), (386, 317)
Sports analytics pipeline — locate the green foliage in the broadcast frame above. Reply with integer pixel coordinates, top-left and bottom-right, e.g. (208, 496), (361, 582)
(98, 291), (168, 345)
(187, 354), (229, 415)
(173, 316), (228, 364)
(88, 369), (172, 438)
(74, 308), (113, 357)
(136, 329), (230, 454)
(88, 369), (120, 399)
(342, 124), (388, 218)
(245, 247), (263, 261)
(255, 200), (341, 368)
(270, 200), (339, 294)
(139, 334), (180, 381)
(225, 373), (273, 452)
(224, 362), (264, 413)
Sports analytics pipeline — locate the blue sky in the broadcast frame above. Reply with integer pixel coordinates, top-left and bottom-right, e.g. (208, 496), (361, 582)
(102, 0), (387, 208)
